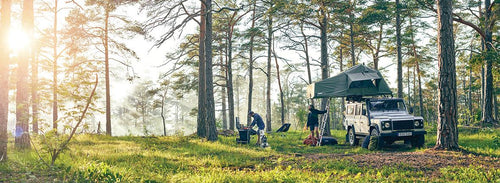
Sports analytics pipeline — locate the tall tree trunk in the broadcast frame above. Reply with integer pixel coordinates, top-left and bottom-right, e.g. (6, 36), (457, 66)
(272, 40), (285, 125)
(320, 5), (330, 136)
(349, 1), (356, 66)
(409, 16), (425, 119)
(434, 0), (459, 150)
(53, 0), (59, 131)
(396, 0), (403, 98)
(468, 54), (473, 125)
(407, 65), (411, 107)
(161, 89), (167, 136)
(227, 28), (235, 131)
(0, 0), (11, 161)
(266, 1), (273, 132)
(301, 24), (314, 105)
(339, 39), (345, 128)
(197, 1), (207, 138)
(105, 10), (112, 136)
(32, 45), (38, 134)
(205, 0), (218, 141)
(221, 51), (228, 130)
(481, 0), (495, 124)
(222, 86), (228, 129)
(373, 24), (383, 70)
(15, 0), (33, 149)
(30, 2), (38, 135)
(247, 0), (256, 126)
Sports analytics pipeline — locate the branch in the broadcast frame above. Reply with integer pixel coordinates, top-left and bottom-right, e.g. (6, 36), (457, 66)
(51, 75), (98, 165)
(416, 0), (486, 40)
(214, 6), (244, 13)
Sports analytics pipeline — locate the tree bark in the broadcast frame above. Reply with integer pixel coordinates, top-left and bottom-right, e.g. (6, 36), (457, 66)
(247, 0), (256, 126)
(221, 53), (228, 129)
(0, 0), (11, 161)
(349, 1), (356, 66)
(197, 1), (207, 138)
(105, 9), (112, 136)
(410, 16), (425, 119)
(205, 0), (218, 141)
(396, 0), (403, 99)
(30, 1), (38, 135)
(15, 0), (33, 149)
(266, 1), (273, 132)
(301, 24), (314, 106)
(273, 40), (285, 125)
(434, 0), (459, 150)
(53, 0), (59, 131)
(480, 0), (495, 124)
(161, 89), (167, 136)
(227, 24), (235, 131)
(320, 5), (330, 136)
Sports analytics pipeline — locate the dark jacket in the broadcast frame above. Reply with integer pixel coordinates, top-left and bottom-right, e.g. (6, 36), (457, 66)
(250, 113), (265, 130)
(307, 108), (327, 126)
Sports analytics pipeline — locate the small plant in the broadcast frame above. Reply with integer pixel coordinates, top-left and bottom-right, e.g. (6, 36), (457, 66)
(493, 134), (500, 148)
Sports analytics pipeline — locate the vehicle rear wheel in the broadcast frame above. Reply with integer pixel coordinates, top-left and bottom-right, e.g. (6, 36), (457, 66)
(348, 128), (359, 146)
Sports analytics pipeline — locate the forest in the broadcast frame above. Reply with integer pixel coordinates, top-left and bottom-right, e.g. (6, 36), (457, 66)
(0, 0), (499, 182)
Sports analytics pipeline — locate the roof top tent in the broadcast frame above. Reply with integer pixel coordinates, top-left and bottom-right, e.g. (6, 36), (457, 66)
(306, 64), (392, 100)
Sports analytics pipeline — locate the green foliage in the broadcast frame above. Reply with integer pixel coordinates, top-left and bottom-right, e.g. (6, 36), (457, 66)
(3, 128), (500, 182)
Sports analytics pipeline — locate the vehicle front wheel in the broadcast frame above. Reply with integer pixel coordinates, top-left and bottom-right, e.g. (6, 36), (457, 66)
(370, 128), (385, 148)
(348, 128), (359, 146)
(411, 135), (425, 148)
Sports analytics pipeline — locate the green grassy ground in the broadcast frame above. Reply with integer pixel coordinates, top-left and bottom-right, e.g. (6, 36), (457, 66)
(1, 127), (499, 182)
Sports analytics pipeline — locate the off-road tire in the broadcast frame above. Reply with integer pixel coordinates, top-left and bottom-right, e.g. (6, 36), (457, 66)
(370, 128), (385, 148)
(411, 135), (425, 148)
(348, 128), (359, 146)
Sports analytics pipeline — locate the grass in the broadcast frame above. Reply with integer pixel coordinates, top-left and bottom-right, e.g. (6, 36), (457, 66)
(1, 127), (499, 182)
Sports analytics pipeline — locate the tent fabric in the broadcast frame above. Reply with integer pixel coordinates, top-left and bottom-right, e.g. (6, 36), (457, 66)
(307, 65), (392, 98)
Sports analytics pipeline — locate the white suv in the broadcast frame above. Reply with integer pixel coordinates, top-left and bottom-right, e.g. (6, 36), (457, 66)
(344, 98), (426, 148)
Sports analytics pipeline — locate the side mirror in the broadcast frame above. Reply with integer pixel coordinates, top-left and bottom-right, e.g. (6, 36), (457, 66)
(409, 107), (414, 114)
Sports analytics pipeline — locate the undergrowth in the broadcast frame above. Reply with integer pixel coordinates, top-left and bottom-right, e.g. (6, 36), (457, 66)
(0, 128), (499, 182)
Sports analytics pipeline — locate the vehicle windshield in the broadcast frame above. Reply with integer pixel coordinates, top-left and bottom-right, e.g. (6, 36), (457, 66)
(369, 100), (406, 112)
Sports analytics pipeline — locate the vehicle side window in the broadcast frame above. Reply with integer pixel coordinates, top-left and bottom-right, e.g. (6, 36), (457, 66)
(362, 104), (367, 115)
(347, 105), (354, 115)
(355, 104), (361, 115)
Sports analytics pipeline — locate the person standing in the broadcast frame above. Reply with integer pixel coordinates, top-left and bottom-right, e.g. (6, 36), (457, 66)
(306, 105), (327, 139)
(248, 111), (265, 145)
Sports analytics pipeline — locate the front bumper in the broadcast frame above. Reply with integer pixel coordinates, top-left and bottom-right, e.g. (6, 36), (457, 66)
(380, 130), (427, 137)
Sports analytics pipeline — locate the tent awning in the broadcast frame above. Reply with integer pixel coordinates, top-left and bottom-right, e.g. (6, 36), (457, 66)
(307, 65), (392, 98)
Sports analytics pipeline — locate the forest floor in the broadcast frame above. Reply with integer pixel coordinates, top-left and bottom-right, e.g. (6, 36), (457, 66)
(1, 127), (499, 182)
(297, 147), (500, 178)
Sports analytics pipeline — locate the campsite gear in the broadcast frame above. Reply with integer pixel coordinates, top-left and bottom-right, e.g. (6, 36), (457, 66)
(236, 127), (251, 144)
(259, 130), (269, 148)
(303, 134), (318, 146)
(276, 123), (291, 132)
(320, 136), (338, 146)
(307, 64), (392, 98)
(317, 100), (330, 146)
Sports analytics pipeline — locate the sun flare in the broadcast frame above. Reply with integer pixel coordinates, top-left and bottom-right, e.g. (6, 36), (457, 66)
(8, 28), (31, 52)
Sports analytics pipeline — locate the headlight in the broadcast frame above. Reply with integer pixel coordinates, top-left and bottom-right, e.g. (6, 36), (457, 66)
(385, 122), (391, 128)
(414, 120), (424, 128)
(382, 121), (391, 130)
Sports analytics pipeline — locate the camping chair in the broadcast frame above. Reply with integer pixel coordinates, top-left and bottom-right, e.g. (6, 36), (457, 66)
(276, 123), (291, 137)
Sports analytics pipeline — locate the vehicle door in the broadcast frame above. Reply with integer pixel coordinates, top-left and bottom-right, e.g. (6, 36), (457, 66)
(344, 104), (356, 129)
(355, 103), (369, 135)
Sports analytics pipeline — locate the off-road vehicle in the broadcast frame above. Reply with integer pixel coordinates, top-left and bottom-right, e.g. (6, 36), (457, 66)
(344, 97), (426, 148)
